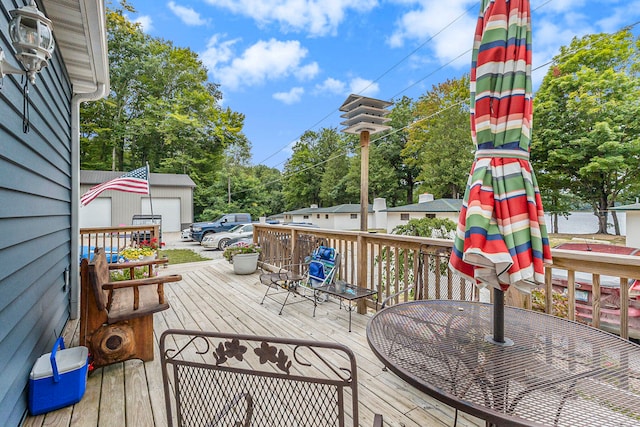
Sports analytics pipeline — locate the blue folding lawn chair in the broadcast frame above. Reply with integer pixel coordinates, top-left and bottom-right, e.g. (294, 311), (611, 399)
(305, 245), (340, 292)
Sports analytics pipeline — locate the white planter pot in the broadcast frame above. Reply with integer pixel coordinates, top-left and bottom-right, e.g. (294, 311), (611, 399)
(232, 253), (259, 275)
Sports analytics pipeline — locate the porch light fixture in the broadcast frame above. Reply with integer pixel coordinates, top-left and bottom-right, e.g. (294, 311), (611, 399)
(0, 0), (55, 84)
(0, 0), (54, 132)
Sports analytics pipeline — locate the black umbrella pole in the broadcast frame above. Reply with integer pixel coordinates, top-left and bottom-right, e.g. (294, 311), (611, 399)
(493, 288), (505, 343)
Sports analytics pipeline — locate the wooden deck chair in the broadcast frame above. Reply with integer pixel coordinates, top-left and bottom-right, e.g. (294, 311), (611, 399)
(160, 329), (383, 427)
(80, 247), (182, 367)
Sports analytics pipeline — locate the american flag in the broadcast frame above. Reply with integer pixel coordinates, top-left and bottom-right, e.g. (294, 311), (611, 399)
(80, 166), (149, 206)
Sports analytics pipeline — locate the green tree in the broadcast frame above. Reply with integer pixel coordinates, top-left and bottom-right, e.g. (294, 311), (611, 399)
(81, 2), (248, 220)
(533, 30), (640, 234)
(376, 96), (422, 205)
(282, 132), (324, 209)
(404, 76), (472, 199)
(282, 129), (351, 209)
(392, 217), (457, 239)
(344, 142), (400, 204)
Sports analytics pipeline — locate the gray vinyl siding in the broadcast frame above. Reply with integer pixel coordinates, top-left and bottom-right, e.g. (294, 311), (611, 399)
(0, 2), (73, 423)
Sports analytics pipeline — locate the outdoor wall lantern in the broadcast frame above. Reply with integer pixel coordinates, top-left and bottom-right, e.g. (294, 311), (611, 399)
(0, 0), (55, 84)
(0, 0), (55, 132)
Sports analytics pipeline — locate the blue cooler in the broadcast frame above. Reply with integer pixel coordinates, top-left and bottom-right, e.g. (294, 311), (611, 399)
(28, 338), (89, 415)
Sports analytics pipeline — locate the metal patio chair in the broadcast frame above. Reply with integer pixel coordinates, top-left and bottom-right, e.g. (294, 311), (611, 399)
(260, 245), (340, 314)
(160, 329), (383, 427)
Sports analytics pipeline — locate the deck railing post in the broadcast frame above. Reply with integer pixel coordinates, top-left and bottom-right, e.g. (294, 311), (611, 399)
(357, 233), (368, 314)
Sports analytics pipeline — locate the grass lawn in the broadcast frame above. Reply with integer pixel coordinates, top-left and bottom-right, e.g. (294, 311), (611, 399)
(549, 233), (626, 248)
(158, 249), (210, 264)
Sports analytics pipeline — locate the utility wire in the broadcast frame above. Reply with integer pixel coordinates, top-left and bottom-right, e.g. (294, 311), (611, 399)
(233, 11), (639, 199)
(255, 0), (556, 166)
(254, 0), (482, 167)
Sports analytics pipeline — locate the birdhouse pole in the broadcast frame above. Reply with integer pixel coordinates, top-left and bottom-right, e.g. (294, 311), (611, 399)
(339, 94), (393, 232)
(359, 130), (370, 231)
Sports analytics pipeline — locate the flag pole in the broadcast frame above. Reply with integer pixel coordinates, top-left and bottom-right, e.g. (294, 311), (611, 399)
(146, 162), (154, 218)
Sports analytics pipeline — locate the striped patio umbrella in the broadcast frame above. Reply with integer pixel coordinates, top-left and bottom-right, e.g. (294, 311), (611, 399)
(449, 0), (552, 342)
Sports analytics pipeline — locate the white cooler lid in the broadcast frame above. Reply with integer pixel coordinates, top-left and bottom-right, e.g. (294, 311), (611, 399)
(30, 346), (89, 380)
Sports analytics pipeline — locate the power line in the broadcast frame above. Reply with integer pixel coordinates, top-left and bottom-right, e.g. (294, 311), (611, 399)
(254, 1), (483, 167)
(234, 11), (639, 200)
(254, 0), (560, 167)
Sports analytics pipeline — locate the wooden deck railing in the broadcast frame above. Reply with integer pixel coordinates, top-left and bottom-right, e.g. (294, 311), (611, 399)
(255, 224), (640, 340)
(79, 225), (160, 263)
(77, 224), (640, 340)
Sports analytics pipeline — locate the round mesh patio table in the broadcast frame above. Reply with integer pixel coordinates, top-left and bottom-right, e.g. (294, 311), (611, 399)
(366, 300), (640, 426)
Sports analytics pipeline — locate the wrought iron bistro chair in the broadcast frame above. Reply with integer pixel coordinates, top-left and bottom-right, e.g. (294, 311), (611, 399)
(260, 245), (340, 314)
(160, 329), (383, 427)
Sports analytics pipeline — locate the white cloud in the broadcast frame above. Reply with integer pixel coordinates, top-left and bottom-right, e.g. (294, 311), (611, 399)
(273, 87), (305, 104)
(530, 0), (640, 86)
(594, 1), (640, 33)
(200, 37), (319, 91)
(203, 0), (378, 36)
(387, 0), (476, 69)
(200, 35), (238, 71)
(315, 77), (346, 95)
(134, 15), (154, 32)
(295, 63), (320, 81)
(168, 1), (209, 26)
(349, 77), (379, 97)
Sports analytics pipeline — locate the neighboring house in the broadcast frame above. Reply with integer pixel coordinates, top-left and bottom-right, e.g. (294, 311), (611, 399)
(612, 202), (640, 248)
(383, 194), (462, 233)
(80, 170), (196, 232)
(283, 203), (377, 231)
(0, 1), (108, 425)
(279, 195), (462, 233)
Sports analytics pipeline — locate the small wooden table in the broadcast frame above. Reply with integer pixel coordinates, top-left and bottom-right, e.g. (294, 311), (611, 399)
(367, 300), (640, 426)
(314, 280), (377, 332)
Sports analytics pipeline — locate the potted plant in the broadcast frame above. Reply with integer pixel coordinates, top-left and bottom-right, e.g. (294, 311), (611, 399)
(223, 243), (262, 274)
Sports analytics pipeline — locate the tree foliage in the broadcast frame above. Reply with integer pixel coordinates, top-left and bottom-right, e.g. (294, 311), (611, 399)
(80, 2), (249, 220)
(533, 30), (640, 234)
(374, 96), (422, 205)
(392, 217), (457, 239)
(404, 76), (473, 199)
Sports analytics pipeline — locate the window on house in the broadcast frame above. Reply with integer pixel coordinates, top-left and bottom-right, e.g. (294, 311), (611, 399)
(350, 214), (357, 219)
(303, 215), (309, 219)
(317, 214), (320, 219)
(401, 213), (410, 220)
(425, 214), (435, 218)
(325, 214), (329, 219)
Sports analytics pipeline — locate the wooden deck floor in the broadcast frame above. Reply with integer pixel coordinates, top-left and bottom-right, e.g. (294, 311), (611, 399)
(23, 259), (484, 427)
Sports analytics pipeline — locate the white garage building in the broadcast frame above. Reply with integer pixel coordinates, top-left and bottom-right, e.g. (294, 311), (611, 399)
(80, 170), (196, 232)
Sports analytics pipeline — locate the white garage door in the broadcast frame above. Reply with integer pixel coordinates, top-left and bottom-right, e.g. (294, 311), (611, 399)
(79, 198), (112, 227)
(141, 198), (181, 232)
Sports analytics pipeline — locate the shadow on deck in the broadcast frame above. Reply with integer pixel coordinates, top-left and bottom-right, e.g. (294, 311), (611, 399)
(23, 259), (483, 427)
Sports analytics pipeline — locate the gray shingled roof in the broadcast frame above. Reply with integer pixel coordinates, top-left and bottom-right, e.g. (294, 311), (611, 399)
(284, 203), (373, 215)
(81, 170), (196, 187)
(612, 203), (640, 211)
(384, 199), (462, 213)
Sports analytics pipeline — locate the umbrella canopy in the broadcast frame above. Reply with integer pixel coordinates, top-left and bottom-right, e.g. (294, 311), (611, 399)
(449, 0), (552, 294)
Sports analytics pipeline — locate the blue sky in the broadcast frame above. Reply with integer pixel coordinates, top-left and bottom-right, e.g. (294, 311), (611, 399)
(126, 0), (640, 169)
